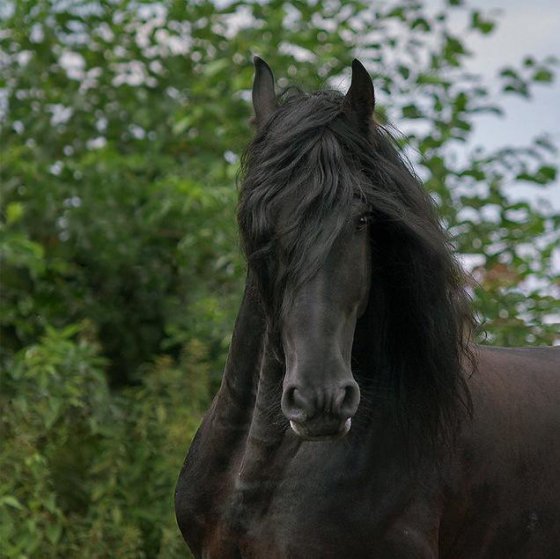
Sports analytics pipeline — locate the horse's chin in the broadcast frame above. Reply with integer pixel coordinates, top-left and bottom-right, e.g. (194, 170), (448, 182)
(289, 418), (351, 441)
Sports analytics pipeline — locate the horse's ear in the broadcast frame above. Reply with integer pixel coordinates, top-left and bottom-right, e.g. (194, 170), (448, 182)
(252, 56), (277, 130)
(343, 59), (375, 129)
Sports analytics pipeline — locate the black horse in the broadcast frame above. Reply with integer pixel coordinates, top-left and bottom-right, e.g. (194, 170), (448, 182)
(175, 58), (560, 558)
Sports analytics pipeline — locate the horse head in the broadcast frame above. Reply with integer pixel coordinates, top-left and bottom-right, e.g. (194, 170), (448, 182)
(239, 57), (472, 443)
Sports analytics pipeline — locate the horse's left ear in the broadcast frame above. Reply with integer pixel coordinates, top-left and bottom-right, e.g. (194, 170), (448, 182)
(252, 56), (277, 130)
(343, 59), (375, 129)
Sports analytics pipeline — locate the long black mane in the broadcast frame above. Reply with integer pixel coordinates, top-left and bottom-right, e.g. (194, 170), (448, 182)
(238, 88), (475, 445)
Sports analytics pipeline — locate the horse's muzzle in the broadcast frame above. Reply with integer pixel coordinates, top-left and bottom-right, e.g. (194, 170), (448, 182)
(289, 416), (352, 441)
(281, 380), (360, 441)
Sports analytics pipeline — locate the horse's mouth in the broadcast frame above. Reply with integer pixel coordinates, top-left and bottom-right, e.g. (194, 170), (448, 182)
(289, 417), (352, 441)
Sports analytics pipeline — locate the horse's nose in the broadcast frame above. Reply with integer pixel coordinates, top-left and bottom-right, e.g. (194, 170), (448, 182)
(281, 380), (360, 423)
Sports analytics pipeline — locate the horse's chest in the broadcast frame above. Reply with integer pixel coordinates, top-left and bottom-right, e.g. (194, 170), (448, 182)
(210, 478), (375, 559)
(203, 454), (438, 559)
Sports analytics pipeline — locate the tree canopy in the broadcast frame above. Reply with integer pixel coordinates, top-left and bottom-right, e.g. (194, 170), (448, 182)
(0, 0), (558, 557)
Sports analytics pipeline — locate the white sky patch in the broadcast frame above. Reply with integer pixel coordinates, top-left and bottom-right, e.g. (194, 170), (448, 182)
(458, 252), (486, 272)
(86, 137), (107, 150)
(59, 51), (86, 80)
(454, 0), (560, 208)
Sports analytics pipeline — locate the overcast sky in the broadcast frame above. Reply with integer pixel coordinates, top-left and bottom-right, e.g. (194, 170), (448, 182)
(460, 0), (559, 208)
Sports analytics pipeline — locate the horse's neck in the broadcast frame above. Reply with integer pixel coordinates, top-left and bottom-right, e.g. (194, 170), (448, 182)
(238, 347), (291, 474)
(211, 275), (265, 432)
(229, 348), (300, 527)
(210, 282), (294, 506)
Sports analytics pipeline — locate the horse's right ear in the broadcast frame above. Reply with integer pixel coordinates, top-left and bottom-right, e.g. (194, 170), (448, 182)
(343, 59), (375, 131)
(252, 56), (277, 130)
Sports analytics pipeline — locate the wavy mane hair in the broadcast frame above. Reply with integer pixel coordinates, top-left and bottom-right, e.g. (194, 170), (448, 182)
(238, 82), (475, 445)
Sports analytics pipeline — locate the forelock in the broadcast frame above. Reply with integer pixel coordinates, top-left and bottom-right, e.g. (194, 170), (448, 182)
(238, 90), (367, 313)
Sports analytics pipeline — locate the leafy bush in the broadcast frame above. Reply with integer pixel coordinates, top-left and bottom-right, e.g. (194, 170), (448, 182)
(1, 323), (206, 557)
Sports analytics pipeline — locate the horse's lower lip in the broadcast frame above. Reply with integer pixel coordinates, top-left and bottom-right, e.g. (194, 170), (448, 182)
(289, 418), (352, 441)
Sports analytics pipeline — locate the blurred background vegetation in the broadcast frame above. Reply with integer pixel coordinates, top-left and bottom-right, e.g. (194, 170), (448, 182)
(0, 0), (558, 557)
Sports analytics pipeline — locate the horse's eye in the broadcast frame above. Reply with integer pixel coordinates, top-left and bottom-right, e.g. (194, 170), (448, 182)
(355, 214), (370, 231)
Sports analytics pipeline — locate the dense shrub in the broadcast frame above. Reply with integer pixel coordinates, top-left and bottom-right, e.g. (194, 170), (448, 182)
(1, 324), (208, 557)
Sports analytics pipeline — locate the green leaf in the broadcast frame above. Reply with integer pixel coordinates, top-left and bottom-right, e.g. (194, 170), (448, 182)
(470, 11), (496, 35)
(6, 202), (24, 224)
(532, 68), (553, 83)
(402, 104), (423, 119)
(0, 496), (24, 510)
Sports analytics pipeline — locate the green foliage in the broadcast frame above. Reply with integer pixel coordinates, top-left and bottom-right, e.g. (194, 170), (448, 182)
(1, 323), (206, 557)
(0, 0), (558, 556)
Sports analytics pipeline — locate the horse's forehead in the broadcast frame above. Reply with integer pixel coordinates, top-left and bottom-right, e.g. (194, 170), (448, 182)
(272, 190), (366, 218)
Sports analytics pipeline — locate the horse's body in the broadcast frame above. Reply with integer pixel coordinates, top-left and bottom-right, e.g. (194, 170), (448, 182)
(175, 59), (560, 558)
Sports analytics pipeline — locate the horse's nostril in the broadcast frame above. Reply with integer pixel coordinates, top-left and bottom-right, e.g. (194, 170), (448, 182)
(281, 386), (309, 422)
(283, 380), (360, 424)
(338, 381), (360, 419)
